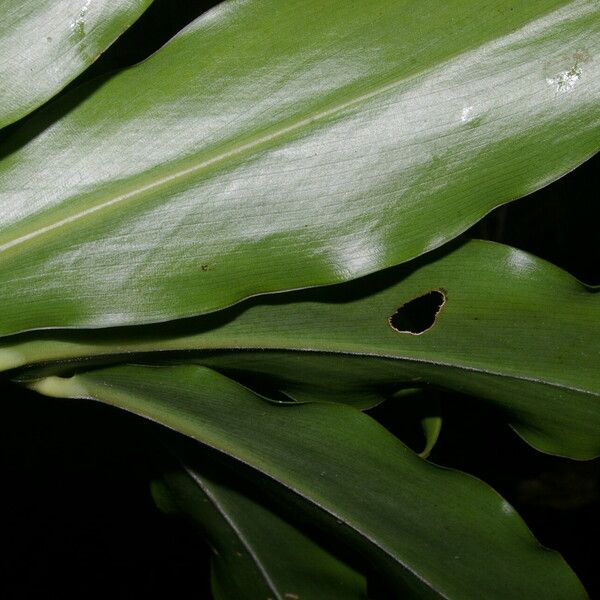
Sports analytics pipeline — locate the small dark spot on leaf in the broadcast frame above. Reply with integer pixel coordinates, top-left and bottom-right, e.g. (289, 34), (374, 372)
(389, 290), (446, 335)
(201, 264), (209, 272)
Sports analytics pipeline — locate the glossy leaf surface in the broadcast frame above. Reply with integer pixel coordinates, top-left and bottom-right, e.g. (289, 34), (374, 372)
(0, 0), (153, 129)
(153, 461), (367, 600)
(5, 241), (599, 458)
(0, 0), (598, 334)
(30, 365), (587, 599)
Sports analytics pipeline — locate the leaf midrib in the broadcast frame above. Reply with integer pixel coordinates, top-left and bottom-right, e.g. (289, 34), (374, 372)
(20, 345), (599, 398)
(183, 466), (286, 600)
(155, 414), (448, 600)
(0, 65), (429, 255)
(0, 0), (575, 255)
(48, 373), (446, 598)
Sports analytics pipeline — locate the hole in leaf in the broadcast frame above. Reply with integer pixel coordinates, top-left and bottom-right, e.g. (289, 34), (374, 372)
(389, 290), (446, 335)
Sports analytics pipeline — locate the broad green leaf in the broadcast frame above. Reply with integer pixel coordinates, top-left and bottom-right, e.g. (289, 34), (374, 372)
(0, 0), (153, 129)
(30, 365), (587, 599)
(4, 240), (599, 458)
(0, 0), (598, 334)
(152, 460), (367, 600)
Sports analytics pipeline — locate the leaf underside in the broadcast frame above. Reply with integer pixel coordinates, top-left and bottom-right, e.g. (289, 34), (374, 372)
(29, 364), (587, 599)
(6, 240), (599, 459)
(154, 455), (367, 600)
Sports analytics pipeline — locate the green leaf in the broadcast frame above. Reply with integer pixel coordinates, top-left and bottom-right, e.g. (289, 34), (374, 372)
(0, 0), (598, 334)
(0, 0), (153, 129)
(5, 240), (599, 458)
(386, 387), (442, 458)
(419, 414), (443, 459)
(152, 459), (367, 600)
(29, 365), (587, 599)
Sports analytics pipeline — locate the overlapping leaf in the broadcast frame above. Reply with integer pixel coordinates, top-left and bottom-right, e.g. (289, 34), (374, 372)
(30, 365), (587, 599)
(0, 0), (153, 129)
(0, 0), (598, 334)
(4, 241), (599, 458)
(153, 458), (367, 600)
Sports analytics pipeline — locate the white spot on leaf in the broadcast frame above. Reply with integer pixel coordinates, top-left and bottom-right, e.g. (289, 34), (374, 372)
(70, 0), (92, 36)
(461, 105), (475, 122)
(546, 66), (582, 93)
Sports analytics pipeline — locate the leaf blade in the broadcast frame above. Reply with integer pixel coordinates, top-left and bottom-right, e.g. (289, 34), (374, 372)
(0, 0), (153, 129)
(29, 364), (588, 599)
(5, 240), (599, 458)
(0, 0), (598, 333)
(153, 458), (367, 600)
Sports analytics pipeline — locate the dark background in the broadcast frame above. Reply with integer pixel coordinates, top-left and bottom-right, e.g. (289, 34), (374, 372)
(1, 2), (598, 598)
